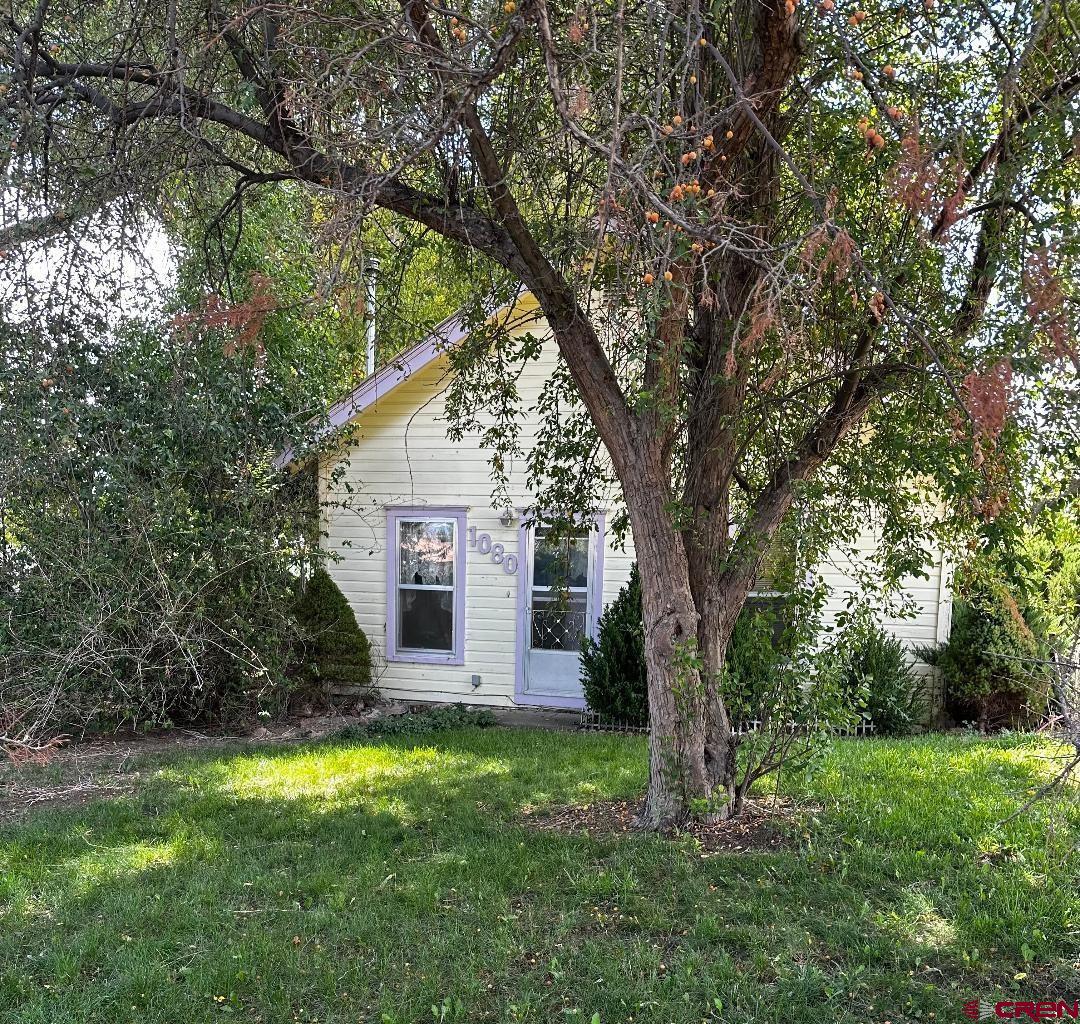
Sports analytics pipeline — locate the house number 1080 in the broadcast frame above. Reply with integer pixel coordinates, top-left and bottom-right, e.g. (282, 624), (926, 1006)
(467, 526), (518, 575)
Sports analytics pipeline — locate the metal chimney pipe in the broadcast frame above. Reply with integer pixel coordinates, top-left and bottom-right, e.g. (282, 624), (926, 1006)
(364, 256), (380, 377)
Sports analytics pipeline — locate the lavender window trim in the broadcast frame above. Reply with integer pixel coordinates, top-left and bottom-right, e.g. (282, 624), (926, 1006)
(385, 506), (468, 666)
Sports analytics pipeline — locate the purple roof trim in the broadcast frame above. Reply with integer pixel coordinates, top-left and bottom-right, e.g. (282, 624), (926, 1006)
(273, 292), (535, 471)
(272, 310), (472, 471)
(325, 313), (471, 434)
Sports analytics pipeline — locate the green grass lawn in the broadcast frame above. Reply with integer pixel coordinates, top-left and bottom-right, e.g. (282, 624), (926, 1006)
(1, 728), (1078, 1024)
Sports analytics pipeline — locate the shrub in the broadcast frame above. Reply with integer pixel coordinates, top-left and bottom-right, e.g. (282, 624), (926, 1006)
(722, 600), (789, 731)
(836, 617), (924, 736)
(1022, 506), (1080, 651)
(580, 563), (647, 724)
(0, 319), (327, 742)
(293, 569), (373, 696)
(579, 574), (837, 738)
(578, 562), (857, 812)
(919, 565), (1049, 730)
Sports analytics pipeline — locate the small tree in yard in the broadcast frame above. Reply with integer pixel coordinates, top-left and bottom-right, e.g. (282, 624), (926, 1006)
(921, 563), (1051, 731)
(293, 569), (374, 699)
(3, 0), (1078, 824)
(581, 563), (647, 725)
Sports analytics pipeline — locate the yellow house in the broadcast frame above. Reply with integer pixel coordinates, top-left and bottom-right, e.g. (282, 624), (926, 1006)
(289, 294), (951, 712)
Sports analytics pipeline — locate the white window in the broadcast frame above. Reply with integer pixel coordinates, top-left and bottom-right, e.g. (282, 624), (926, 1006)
(387, 510), (465, 663)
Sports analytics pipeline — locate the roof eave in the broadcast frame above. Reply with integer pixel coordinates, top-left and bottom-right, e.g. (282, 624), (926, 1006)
(273, 290), (538, 472)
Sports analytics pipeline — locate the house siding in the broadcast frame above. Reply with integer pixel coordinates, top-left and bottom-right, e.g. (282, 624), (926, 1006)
(817, 533), (949, 707)
(320, 307), (633, 707)
(321, 304), (948, 709)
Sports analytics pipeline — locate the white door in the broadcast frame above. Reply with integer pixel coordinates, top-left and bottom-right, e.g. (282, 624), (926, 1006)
(523, 524), (596, 700)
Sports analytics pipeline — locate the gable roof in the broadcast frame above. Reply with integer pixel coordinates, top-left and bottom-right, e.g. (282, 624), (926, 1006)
(274, 292), (539, 471)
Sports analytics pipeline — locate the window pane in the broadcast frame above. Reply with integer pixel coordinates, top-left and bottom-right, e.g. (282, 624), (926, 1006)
(566, 534), (589, 588)
(532, 526), (589, 589)
(399, 519), (455, 586)
(530, 595), (588, 651)
(531, 528), (560, 588)
(399, 588), (454, 651)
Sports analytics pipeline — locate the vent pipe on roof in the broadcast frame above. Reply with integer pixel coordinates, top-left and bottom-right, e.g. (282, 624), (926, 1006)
(364, 257), (380, 377)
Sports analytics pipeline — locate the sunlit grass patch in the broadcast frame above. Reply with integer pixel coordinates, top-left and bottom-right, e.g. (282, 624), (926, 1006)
(190, 743), (511, 808)
(876, 886), (958, 949)
(69, 835), (182, 882)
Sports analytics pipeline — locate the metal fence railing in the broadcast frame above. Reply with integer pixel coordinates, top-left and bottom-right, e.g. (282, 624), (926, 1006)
(575, 637), (1080, 742)
(577, 709), (877, 738)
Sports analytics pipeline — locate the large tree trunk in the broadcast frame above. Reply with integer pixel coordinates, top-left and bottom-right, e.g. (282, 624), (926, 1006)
(626, 473), (745, 829)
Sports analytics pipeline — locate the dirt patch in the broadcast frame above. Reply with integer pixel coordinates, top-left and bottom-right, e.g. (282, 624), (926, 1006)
(0, 732), (222, 823)
(3, 744), (129, 822)
(522, 796), (798, 854)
